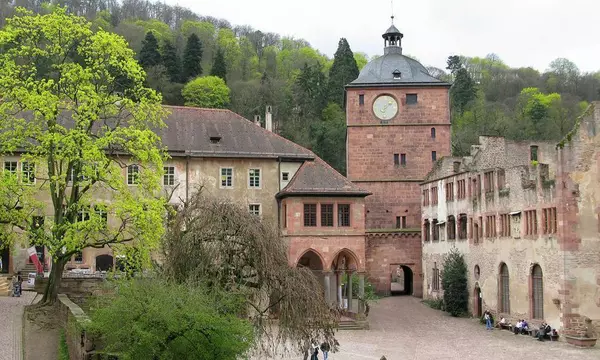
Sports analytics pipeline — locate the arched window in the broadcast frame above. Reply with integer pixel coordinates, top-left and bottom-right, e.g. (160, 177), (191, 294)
(499, 263), (510, 313)
(532, 265), (544, 319)
(431, 127), (436, 138)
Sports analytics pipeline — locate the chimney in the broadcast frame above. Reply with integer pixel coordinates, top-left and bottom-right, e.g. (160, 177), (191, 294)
(453, 161), (461, 173)
(254, 115), (261, 126)
(265, 105), (273, 132)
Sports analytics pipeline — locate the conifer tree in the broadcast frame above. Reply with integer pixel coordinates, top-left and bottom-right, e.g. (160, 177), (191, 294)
(182, 33), (203, 82)
(162, 40), (181, 83)
(210, 48), (227, 82)
(139, 31), (161, 68)
(327, 38), (359, 108)
(446, 55), (477, 115)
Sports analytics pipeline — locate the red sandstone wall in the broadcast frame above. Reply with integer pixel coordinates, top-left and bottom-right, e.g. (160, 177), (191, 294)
(359, 181), (421, 229)
(365, 232), (423, 297)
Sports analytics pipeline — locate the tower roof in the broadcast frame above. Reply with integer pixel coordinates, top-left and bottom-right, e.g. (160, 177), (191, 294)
(383, 24), (402, 37)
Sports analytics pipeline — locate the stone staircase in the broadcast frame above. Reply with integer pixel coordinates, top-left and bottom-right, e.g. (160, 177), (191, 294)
(0, 275), (12, 296)
(21, 263), (38, 274)
(338, 316), (369, 330)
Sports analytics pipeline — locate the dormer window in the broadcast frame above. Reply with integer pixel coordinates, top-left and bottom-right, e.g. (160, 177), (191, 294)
(393, 69), (402, 79)
(210, 136), (221, 144)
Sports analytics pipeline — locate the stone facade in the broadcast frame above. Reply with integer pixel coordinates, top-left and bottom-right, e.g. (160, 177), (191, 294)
(421, 104), (600, 338)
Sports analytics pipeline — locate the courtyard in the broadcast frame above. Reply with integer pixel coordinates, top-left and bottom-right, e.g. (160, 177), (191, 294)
(289, 296), (600, 360)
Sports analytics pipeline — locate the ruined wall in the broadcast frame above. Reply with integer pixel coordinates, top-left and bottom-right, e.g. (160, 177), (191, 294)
(365, 232), (422, 297)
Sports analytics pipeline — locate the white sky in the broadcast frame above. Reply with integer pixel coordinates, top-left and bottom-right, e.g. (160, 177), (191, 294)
(171, 0), (599, 73)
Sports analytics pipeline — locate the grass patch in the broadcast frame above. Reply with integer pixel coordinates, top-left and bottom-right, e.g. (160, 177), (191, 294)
(58, 329), (69, 360)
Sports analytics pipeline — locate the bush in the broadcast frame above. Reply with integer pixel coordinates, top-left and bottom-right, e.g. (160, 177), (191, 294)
(58, 330), (69, 360)
(182, 75), (230, 108)
(422, 297), (444, 310)
(441, 247), (469, 317)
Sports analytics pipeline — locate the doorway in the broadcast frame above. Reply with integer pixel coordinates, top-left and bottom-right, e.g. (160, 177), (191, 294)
(96, 254), (114, 272)
(1, 246), (9, 273)
(390, 265), (413, 296)
(474, 285), (482, 317)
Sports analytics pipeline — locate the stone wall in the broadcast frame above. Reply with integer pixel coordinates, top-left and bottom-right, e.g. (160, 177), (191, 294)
(35, 277), (108, 305)
(57, 294), (96, 360)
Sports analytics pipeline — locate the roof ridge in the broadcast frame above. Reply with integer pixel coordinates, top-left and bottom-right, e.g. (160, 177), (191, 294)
(162, 105), (231, 112)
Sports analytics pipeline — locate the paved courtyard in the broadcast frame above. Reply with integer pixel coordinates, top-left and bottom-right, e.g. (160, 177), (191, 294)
(308, 296), (599, 360)
(0, 292), (36, 360)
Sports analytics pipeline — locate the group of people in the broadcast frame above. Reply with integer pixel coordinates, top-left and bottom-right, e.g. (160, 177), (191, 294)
(307, 341), (330, 360)
(486, 311), (557, 342)
(513, 319), (530, 334)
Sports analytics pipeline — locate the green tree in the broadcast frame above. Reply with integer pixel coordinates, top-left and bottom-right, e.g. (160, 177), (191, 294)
(311, 103), (347, 174)
(182, 33), (203, 83)
(139, 31), (161, 68)
(0, 8), (168, 305)
(447, 55), (478, 115)
(161, 40), (181, 83)
(182, 76), (230, 108)
(211, 48), (228, 81)
(88, 278), (254, 359)
(327, 38), (359, 107)
(441, 248), (468, 317)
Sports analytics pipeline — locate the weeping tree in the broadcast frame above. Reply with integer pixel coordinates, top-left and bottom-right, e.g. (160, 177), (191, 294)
(0, 8), (167, 305)
(161, 190), (339, 357)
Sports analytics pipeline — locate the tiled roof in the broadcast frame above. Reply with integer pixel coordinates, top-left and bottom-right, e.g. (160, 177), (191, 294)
(277, 158), (371, 198)
(158, 106), (314, 159)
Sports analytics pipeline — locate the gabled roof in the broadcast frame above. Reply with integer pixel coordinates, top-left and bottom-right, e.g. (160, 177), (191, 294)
(158, 106), (314, 159)
(277, 158), (371, 198)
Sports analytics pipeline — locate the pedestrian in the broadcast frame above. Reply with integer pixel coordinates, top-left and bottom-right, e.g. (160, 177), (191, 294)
(310, 344), (319, 360)
(320, 341), (330, 360)
(484, 310), (492, 330)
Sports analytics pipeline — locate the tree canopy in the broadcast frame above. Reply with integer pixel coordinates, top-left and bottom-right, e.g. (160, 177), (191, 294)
(182, 33), (203, 82)
(0, 7), (167, 305)
(210, 48), (228, 81)
(327, 38), (360, 107)
(182, 76), (230, 108)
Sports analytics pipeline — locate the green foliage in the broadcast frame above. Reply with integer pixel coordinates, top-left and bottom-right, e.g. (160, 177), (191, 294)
(182, 33), (203, 83)
(210, 48), (228, 81)
(58, 330), (69, 360)
(161, 40), (181, 83)
(350, 274), (378, 302)
(327, 38), (359, 107)
(139, 31), (161, 68)
(422, 297), (444, 310)
(182, 76), (230, 108)
(0, 8), (167, 304)
(311, 103), (347, 174)
(354, 52), (369, 70)
(447, 55), (478, 115)
(441, 247), (468, 317)
(88, 278), (254, 360)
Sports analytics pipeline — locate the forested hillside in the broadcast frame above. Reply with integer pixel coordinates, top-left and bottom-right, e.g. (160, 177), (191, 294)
(2, 1), (599, 173)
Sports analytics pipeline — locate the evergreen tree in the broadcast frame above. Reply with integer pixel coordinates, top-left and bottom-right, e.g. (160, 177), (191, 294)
(441, 247), (468, 317)
(138, 31), (161, 68)
(211, 48), (227, 82)
(182, 33), (203, 82)
(327, 38), (359, 108)
(162, 40), (181, 83)
(447, 55), (477, 115)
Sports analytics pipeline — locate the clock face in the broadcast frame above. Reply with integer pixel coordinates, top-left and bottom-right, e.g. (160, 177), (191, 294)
(373, 95), (398, 120)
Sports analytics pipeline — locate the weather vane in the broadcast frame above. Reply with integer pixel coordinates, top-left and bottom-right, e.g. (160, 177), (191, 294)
(391, 0), (395, 24)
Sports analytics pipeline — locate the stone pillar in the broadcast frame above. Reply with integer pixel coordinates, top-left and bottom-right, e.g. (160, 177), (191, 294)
(347, 272), (353, 312)
(323, 272), (331, 305)
(358, 273), (365, 314)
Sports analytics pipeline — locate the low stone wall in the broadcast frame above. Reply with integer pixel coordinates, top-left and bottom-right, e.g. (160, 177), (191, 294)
(35, 277), (109, 305)
(57, 294), (96, 360)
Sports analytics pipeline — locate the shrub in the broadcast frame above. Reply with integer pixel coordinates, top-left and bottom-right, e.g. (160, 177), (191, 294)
(422, 297), (444, 310)
(441, 247), (468, 317)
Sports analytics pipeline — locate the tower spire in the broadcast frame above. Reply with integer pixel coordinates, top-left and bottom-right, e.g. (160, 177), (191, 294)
(391, 0), (395, 24)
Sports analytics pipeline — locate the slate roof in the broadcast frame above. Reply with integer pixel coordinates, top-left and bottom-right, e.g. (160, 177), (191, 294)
(159, 106), (314, 159)
(277, 158), (371, 198)
(383, 24), (401, 35)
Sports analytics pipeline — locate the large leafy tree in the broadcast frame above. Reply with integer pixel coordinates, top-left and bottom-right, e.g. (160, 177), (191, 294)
(327, 38), (359, 107)
(0, 8), (168, 305)
(210, 48), (227, 81)
(182, 76), (230, 109)
(139, 31), (161, 68)
(182, 33), (203, 83)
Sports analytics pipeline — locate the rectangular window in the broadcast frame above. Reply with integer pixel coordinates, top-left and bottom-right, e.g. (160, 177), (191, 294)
(320, 204), (334, 227)
(393, 153), (400, 166)
(249, 204), (261, 216)
(431, 187), (438, 205)
(423, 189), (429, 206)
(447, 216), (456, 240)
(338, 204), (350, 227)
(304, 204), (317, 227)
(282, 172), (289, 181)
(485, 215), (496, 238)
(457, 179), (466, 199)
(497, 169), (506, 190)
(530, 146), (539, 161)
(500, 214), (511, 237)
(77, 208), (90, 222)
(446, 182), (454, 201)
(400, 153), (406, 166)
(127, 164), (139, 185)
(396, 216), (406, 229)
(406, 94), (418, 105)
(423, 221), (431, 242)
(4, 161), (17, 176)
(220, 168), (233, 188)
(432, 265), (440, 291)
(21, 162), (35, 185)
(459, 214), (467, 239)
(431, 151), (437, 162)
(249, 168), (261, 188)
(163, 166), (175, 186)
(484, 171), (494, 192)
(542, 207), (557, 234)
(74, 251), (83, 264)
(359, 94), (365, 105)
(432, 219), (439, 241)
(525, 210), (538, 235)
(477, 175), (482, 195)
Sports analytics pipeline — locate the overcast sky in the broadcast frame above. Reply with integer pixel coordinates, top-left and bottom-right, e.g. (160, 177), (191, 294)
(171, 0), (599, 73)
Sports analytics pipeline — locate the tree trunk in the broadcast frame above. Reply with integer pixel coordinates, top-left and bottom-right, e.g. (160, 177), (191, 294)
(40, 257), (67, 306)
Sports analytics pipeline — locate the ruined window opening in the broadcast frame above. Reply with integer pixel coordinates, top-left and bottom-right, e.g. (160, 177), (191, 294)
(447, 216), (456, 240)
(338, 204), (351, 227)
(446, 182), (454, 201)
(303, 204), (317, 227)
(432, 219), (439, 241)
(458, 214), (467, 239)
(532, 265), (544, 319)
(485, 215), (496, 238)
(424, 220), (431, 242)
(484, 171), (494, 193)
(431, 187), (438, 205)
(457, 179), (466, 199)
(530, 146), (538, 162)
(359, 94), (365, 105)
(432, 263), (440, 291)
(321, 204), (334, 227)
(500, 214), (511, 237)
(497, 169), (506, 190)
(423, 189), (430, 206)
(525, 210), (537, 236)
(542, 207), (557, 234)
(500, 263), (510, 314)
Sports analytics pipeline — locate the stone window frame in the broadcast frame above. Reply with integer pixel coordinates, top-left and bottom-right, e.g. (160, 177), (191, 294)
(282, 204), (287, 228)
(458, 214), (468, 240)
(248, 203), (261, 217)
(422, 188), (430, 206)
(423, 220), (431, 242)
(303, 203), (317, 227)
(431, 187), (438, 205)
(499, 214), (511, 237)
(358, 94), (365, 106)
(531, 264), (544, 319)
(446, 181), (454, 201)
(524, 210), (538, 236)
(432, 262), (440, 291)
(432, 219), (439, 241)
(281, 172), (290, 182)
(337, 204), (351, 227)
(431, 151), (437, 162)
(396, 216), (406, 229)
(430, 127), (436, 139)
(457, 179), (466, 199)
(320, 203), (334, 227)
(447, 215), (456, 240)
(499, 262), (511, 314)
(483, 171), (494, 193)
(485, 215), (497, 238)
(406, 93), (418, 105)
(542, 207), (557, 234)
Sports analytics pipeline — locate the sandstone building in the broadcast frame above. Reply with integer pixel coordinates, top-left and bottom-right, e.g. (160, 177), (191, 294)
(420, 104), (600, 337)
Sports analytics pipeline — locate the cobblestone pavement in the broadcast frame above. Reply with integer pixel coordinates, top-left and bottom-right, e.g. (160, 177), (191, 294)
(283, 296), (600, 360)
(0, 292), (36, 360)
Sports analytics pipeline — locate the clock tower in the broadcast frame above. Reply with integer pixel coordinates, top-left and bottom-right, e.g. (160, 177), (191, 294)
(345, 23), (451, 229)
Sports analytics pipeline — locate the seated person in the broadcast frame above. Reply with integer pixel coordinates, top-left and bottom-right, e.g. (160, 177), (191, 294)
(513, 320), (523, 334)
(537, 322), (552, 341)
(521, 320), (529, 334)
